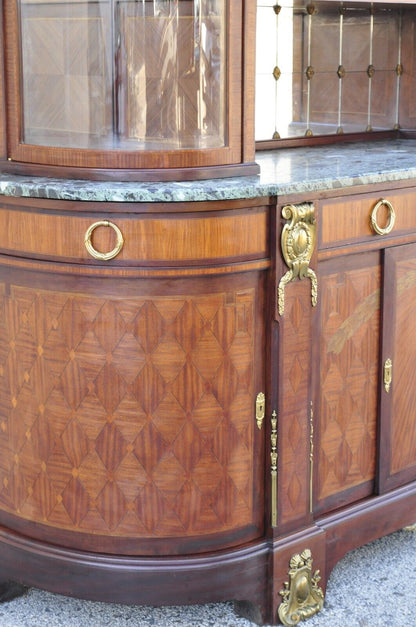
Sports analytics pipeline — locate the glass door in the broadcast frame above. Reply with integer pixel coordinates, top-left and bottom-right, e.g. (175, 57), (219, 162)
(19, 0), (226, 152)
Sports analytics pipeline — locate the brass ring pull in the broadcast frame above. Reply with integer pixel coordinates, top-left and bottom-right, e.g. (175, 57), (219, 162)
(84, 220), (124, 261)
(370, 199), (396, 235)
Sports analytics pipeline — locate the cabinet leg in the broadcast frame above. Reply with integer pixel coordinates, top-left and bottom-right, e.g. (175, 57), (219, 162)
(234, 600), (270, 626)
(0, 581), (27, 602)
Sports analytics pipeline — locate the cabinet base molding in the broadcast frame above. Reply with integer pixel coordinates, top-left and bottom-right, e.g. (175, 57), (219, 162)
(0, 482), (414, 625)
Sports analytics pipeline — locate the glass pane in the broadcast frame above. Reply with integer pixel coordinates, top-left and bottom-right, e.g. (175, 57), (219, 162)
(19, 0), (226, 151)
(20, 0), (113, 149)
(118, 0), (226, 150)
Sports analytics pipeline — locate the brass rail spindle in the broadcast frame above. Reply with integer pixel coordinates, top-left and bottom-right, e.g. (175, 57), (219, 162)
(366, 8), (375, 132)
(273, 5), (281, 139)
(337, 9), (344, 134)
(309, 402), (314, 514)
(395, 11), (403, 130)
(305, 5), (314, 136)
(271, 410), (278, 527)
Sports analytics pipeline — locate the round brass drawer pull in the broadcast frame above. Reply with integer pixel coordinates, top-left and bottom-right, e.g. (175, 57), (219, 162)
(84, 220), (124, 260)
(370, 199), (396, 235)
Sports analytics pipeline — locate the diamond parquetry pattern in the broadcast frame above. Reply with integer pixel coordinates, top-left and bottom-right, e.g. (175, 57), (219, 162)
(0, 284), (256, 540)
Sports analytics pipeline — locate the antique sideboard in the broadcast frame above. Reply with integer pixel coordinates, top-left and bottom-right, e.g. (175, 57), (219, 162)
(0, 1), (416, 625)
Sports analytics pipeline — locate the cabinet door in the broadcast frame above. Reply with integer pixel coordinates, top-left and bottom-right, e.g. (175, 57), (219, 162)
(378, 243), (416, 492)
(313, 252), (381, 515)
(0, 264), (266, 555)
(5, 0), (252, 173)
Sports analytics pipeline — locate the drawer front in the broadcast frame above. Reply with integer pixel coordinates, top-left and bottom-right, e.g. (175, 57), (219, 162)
(319, 188), (416, 249)
(0, 202), (269, 267)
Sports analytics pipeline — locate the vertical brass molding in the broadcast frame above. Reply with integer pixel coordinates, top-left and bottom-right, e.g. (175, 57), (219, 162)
(366, 9), (375, 132)
(273, 4), (281, 139)
(278, 549), (324, 626)
(271, 410), (278, 527)
(278, 203), (318, 316)
(309, 402), (314, 514)
(336, 8), (344, 134)
(256, 392), (265, 430)
(305, 6), (314, 136)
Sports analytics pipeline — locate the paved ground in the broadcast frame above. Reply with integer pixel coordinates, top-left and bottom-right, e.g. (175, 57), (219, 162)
(0, 526), (414, 626)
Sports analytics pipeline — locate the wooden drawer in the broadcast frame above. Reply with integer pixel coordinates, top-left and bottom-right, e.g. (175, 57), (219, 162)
(0, 199), (269, 268)
(319, 188), (416, 249)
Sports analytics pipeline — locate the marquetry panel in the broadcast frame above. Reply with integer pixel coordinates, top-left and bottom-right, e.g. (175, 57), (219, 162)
(315, 254), (380, 513)
(399, 11), (416, 128)
(21, 3), (111, 147)
(278, 281), (312, 527)
(306, 12), (399, 130)
(121, 11), (223, 145)
(381, 244), (416, 487)
(0, 277), (262, 549)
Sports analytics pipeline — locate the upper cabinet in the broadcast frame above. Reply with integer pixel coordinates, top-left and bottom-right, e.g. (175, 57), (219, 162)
(255, 1), (416, 146)
(3, 0), (416, 179)
(0, 0), (258, 180)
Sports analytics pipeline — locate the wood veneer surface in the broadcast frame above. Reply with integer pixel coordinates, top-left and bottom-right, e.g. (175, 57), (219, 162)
(0, 205), (269, 266)
(315, 252), (380, 514)
(379, 243), (416, 492)
(320, 188), (416, 249)
(0, 267), (265, 554)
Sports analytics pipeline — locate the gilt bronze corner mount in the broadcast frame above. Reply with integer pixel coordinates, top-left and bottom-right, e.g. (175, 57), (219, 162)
(278, 549), (324, 626)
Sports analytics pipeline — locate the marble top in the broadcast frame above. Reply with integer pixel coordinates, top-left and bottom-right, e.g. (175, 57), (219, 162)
(1, 139), (416, 203)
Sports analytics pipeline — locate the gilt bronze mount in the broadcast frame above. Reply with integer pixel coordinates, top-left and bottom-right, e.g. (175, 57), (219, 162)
(278, 203), (317, 316)
(278, 549), (324, 626)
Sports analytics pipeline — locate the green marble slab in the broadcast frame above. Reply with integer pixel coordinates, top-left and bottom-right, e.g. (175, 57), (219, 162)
(1, 140), (416, 203)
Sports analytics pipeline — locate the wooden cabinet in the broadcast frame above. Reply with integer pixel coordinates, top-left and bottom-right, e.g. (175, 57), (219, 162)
(0, 0), (416, 625)
(260, 188), (416, 625)
(0, 0), (258, 180)
(314, 189), (416, 514)
(378, 242), (416, 493)
(0, 195), (279, 617)
(0, 198), (269, 556)
(0, 186), (414, 625)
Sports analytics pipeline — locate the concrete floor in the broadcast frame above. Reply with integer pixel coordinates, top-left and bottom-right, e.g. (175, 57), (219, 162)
(0, 526), (414, 627)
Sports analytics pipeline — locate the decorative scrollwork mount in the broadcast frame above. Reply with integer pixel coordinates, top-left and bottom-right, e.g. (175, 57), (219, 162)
(278, 549), (324, 626)
(278, 203), (318, 316)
